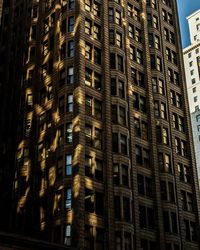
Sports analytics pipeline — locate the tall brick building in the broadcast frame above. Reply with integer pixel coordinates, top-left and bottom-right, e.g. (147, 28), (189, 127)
(0, 0), (200, 249)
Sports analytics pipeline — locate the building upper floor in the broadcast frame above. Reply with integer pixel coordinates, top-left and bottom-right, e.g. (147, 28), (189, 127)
(187, 9), (200, 45)
(183, 43), (200, 113)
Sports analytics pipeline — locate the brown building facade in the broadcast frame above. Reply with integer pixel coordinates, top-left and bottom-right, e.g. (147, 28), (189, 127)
(0, 0), (200, 250)
(0, 232), (74, 250)
(0, 0), (3, 25)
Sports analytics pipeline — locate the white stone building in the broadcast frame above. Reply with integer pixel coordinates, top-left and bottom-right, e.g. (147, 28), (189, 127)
(183, 9), (200, 183)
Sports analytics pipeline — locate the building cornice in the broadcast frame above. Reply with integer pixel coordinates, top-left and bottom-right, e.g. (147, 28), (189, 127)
(183, 42), (200, 55)
(187, 9), (200, 20)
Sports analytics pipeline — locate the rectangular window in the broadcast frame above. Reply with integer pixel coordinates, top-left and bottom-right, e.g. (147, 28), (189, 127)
(66, 154), (72, 175)
(85, 19), (92, 35)
(139, 205), (155, 229)
(185, 220), (197, 242)
(95, 191), (104, 215)
(129, 24), (134, 38)
(109, 30), (114, 44)
(94, 47), (101, 65)
(119, 106), (126, 126)
(66, 123), (72, 143)
(147, 13), (152, 26)
(68, 16), (74, 32)
(114, 196), (121, 219)
(115, 10), (121, 25)
(60, 43), (66, 60)
(85, 43), (92, 60)
(128, 4), (133, 17)
(93, 1), (100, 17)
(112, 133), (118, 153)
(85, 68), (92, 86)
(116, 32), (122, 47)
(178, 163), (191, 183)
(109, 8), (114, 22)
(119, 80), (125, 98)
(161, 103), (167, 119)
(61, 19), (66, 34)
(96, 228), (104, 249)
(60, 68), (65, 86)
(110, 53), (116, 69)
(64, 225), (71, 245)
(59, 96), (65, 114)
(85, 0), (91, 11)
(121, 165), (129, 186)
(94, 128), (102, 149)
(69, 0), (75, 9)
(68, 41), (74, 57)
(65, 188), (72, 209)
(157, 57), (162, 71)
(44, 17), (50, 34)
(43, 40), (49, 56)
(124, 232), (131, 250)
(95, 159), (103, 181)
(93, 23), (101, 40)
(94, 72), (102, 91)
(149, 33), (154, 47)
(136, 49), (143, 64)
(67, 94), (73, 112)
(94, 99), (102, 119)
(85, 125), (92, 145)
(135, 27), (142, 42)
(58, 125), (64, 146)
(111, 78), (117, 95)
(26, 94), (33, 108)
(162, 127), (169, 144)
(86, 95), (92, 115)
(123, 197), (130, 221)
(85, 188), (94, 213)
(120, 134), (127, 155)
(54, 189), (62, 216)
(32, 5), (38, 19)
(113, 164), (120, 186)
(111, 105), (118, 124)
(67, 66), (74, 84)
(150, 55), (156, 69)
(117, 55), (123, 72)
(85, 155), (92, 177)
(153, 15), (158, 29)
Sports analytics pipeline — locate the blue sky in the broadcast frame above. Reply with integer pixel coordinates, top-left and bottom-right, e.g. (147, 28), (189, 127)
(177, 0), (200, 48)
